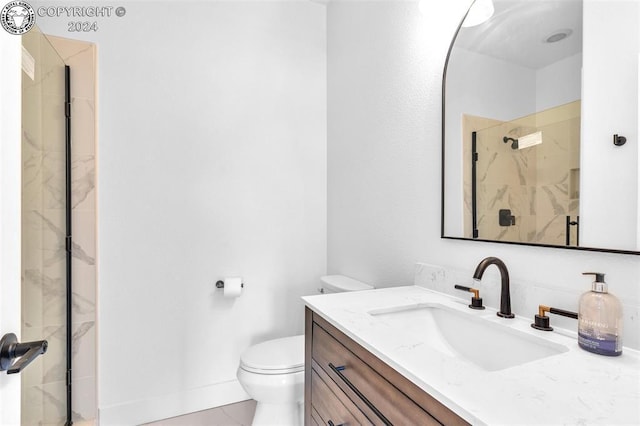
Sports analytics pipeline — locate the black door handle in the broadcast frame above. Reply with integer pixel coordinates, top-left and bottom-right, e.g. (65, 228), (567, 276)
(0, 333), (48, 374)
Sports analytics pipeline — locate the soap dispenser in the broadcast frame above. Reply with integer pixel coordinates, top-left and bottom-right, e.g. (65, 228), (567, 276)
(578, 272), (623, 356)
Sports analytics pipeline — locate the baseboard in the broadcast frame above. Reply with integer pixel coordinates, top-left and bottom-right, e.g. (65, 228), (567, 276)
(97, 379), (250, 425)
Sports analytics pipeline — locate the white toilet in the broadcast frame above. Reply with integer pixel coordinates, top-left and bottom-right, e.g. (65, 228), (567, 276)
(237, 275), (374, 426)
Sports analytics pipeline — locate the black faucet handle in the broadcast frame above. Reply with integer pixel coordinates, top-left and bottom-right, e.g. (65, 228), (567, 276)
(531, 305), (578, 331)
(454, 285), (485, 310)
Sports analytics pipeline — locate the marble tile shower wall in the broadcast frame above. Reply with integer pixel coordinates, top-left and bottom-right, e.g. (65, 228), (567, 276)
(463, 102), (580, 245)
(21, 35), (96, 425)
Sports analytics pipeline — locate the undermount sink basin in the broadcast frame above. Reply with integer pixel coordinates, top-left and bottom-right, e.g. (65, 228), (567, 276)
(369, 303), (569, 371)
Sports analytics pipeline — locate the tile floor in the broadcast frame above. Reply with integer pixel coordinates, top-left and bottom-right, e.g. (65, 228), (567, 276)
(143, 400), (256, 426)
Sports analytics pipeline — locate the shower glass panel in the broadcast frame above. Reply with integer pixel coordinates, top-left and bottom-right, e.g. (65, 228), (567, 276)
(464, 101), (581, 246)
(21, 27), (69, 425)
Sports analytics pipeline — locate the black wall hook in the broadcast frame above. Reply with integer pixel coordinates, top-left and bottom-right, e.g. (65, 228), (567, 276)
(613, 134), (627, 146)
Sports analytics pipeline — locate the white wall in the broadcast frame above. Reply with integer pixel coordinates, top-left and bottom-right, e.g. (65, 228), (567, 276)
(33, 1), (327, 424)
(581, 0), (639, 250)
(0, 31), (22, 426)
(327, 0), (640, 349)
(536, 52), (582, 112)
(447, 48), (537, 121)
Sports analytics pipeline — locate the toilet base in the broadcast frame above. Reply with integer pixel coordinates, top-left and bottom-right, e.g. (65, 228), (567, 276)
(251, 401), (303, 426)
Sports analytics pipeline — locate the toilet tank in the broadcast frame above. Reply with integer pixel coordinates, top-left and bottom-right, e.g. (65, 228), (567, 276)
(320, 275), (374, 293)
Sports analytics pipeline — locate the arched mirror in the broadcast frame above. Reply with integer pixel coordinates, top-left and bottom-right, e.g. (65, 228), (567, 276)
(442, 0), (639, 254)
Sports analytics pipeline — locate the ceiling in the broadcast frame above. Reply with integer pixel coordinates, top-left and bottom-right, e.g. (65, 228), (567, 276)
(454, 0), (583, 70)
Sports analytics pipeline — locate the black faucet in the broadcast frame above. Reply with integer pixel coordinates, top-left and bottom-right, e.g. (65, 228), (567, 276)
(472, 257), (515, 318)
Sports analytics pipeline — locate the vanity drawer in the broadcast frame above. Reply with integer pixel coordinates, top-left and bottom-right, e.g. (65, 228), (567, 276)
(313, 322), (440, 425)
(311, 368), (369, 426)
(310, 408), (322, 426)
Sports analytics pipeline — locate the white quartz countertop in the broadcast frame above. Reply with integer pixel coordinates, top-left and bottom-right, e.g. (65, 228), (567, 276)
(303, 286), (640, 425)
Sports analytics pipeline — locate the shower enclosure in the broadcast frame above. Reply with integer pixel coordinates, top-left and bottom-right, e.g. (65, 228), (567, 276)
(464, 101), (581, 246)
(21, 27), (73, 425)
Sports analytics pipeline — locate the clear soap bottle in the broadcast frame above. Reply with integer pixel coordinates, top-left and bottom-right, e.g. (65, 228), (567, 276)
(578, 272), (623, 356)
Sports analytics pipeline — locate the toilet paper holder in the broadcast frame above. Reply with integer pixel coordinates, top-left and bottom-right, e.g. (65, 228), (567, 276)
(216, 280), (244, 289)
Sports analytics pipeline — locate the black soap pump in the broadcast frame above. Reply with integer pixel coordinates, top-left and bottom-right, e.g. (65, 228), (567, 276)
(578, 272), (623, 356)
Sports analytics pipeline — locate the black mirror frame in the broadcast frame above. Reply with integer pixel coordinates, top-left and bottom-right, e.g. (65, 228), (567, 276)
(440, 2), (639, 256)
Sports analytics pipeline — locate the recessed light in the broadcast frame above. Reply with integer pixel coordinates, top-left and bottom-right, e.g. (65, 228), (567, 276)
(545, 29), (573, 43)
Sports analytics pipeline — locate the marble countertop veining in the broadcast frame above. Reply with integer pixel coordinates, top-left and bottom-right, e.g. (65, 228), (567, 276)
(303, 286), (640, 426)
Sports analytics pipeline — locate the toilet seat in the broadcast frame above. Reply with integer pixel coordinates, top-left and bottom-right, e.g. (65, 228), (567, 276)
(239, 334), (304, 375)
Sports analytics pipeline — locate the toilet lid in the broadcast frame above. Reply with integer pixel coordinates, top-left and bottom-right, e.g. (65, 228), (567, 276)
(321, 275), (374, 292)
(240, 335), (305, 374)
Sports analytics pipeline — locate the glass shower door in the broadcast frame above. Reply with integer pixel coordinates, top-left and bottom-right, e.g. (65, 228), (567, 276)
(21, 26), (69, 425)
(471, 101), (581, 246)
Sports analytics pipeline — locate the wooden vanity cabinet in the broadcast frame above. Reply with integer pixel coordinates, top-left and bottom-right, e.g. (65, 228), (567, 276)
(305, 307), (469, 426)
